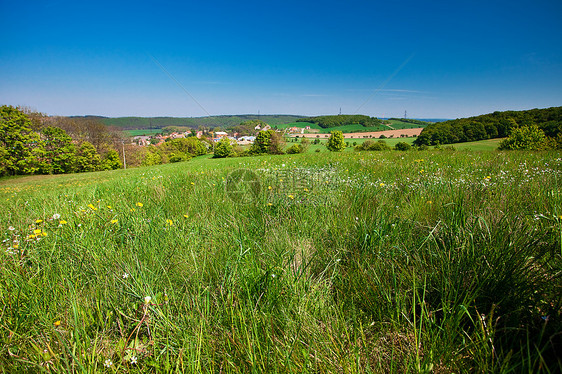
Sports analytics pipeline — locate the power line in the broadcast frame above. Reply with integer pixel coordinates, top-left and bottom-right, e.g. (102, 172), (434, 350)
(354, 53), (415, 114)
(147, 54), (212, 117)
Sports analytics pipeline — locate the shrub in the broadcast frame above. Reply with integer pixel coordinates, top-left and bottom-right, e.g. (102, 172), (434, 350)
(355, 140), (390, 151)
(326, 131), (346, 152)
(394, 142), (412, 151)
(499, 124), (547, 150)
(213, 137), (234, 158)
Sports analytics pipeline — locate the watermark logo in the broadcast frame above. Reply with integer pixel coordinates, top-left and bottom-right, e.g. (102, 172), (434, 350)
(225, 169), (261, 204)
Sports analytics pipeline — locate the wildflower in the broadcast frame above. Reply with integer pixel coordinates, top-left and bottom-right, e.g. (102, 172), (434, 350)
(54, 320), (61, 327)
(268, 186), (272, 190)
(33, 229), (42, 234)
(104, 359), (113, 368)
(59, 220), (67, 225)
(379, 183), (385, 187)
(166, 219), (173, 226)
(107, 205), (112, 209)
(190, 182), (195, 185)
(136, 202), (143, 207)
(288, 194), (294, 199)
(87, 204), (97, 211)
(267, 203), (273, 206)
(131, 355), (138, 364)
(427, 201), (432, 204)
(36, 219), (43, 223)
(304, 188), (309, 192)
(8, 226), (15, 231)
(122, 273), (129, 279)
(110, 219), (118, 224)
(52, 214), (61, 220)
(183, 214), (189, 218)
(144, 296), (152, 304)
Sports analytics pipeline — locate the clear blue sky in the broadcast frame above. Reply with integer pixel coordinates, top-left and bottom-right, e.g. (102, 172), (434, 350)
(1, 0), (561, 119)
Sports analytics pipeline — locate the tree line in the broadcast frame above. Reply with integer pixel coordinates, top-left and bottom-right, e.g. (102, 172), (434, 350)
(413, 106), (562, 147)
(0, 105), (124, 176)
(296, 115), (382, 129)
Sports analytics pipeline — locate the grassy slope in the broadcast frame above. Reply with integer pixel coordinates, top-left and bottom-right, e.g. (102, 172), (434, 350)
(1, 150), (561, 372)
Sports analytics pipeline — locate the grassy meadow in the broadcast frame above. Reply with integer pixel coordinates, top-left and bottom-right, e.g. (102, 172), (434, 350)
(1, 150), (561, 372)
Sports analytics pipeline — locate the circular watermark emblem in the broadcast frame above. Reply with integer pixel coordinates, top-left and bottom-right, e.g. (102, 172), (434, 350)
(225, 169), (261, 204)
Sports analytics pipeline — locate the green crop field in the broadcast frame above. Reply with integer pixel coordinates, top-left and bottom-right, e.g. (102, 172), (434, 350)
(1, 150), (561, 372)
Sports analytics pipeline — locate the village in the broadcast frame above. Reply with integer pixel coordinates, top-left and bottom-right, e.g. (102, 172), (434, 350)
(132, 121), (422, 147)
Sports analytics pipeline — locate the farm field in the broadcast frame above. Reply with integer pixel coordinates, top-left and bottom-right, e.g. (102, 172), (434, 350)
(280, 119), (426, 134)
(1, 150), (561, 372)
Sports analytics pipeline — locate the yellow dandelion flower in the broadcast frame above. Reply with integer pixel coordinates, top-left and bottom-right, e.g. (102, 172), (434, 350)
(183, 214), (189, 218)
(267, 203), (273, 206)
(304, 188), (309, 192)
(33, 229), (42, 234)
(130, 208), (136, 212)
(166, 219), (173, 226)
(268, 186), (272, 190)
(36, 219), (43, 223)
(54, 320), (61, 327)
(60, 220), (67, 225)
(190, 182), (195, 185)
(427, 201), (433, 204)
(28, 234), (36, 239)
(41, 231), (47, 237)
(379, 183), (385, 187)
(87, 204), (97, 211)
(107, 205), (112, 209)
(136, 202), (143, 207)
(110, 219), (118, 224)
(288, 194), (294, 199)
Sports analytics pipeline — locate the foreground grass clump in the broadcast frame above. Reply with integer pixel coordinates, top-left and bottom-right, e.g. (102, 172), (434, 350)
(0, 151), (561, 372)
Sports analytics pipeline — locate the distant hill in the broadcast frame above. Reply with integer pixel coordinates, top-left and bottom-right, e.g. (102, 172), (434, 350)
(414, 107), (562, 146)
(296, 115), (383, 129)
(90, 115), (303, 130)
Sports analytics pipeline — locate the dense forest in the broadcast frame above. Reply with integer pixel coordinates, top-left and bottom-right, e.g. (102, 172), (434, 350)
(296, 115), (382, 128)
(413, 106), (562, 146)
(388, 118), (430, 126)
(96, 115), (302, 130)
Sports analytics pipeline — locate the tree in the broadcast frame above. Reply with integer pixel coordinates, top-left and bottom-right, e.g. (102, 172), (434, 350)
(248, 130), (284, 155)
(0, 105), (42, 175)
(498, 124), (547, 150)
(326, 131), (345, 152)
(41, 126), (76, 174)
(75, 141), (102, 172)
(394, 141), (412, 151)
(213, 137), (233, 158)
(101, 150), (123, 170)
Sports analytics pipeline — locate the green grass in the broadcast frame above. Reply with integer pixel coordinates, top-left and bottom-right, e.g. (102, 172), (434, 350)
(1, 150), (561, 372)
(451, 138), (505, 151)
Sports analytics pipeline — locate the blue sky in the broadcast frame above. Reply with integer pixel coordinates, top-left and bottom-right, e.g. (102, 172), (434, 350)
(1, 0), (561, 118)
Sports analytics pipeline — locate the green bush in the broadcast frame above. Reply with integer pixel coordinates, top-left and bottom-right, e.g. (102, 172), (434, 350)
(326, 131), (346, 152)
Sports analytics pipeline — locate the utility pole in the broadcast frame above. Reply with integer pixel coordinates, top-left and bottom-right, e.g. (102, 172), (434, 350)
(404, 110), (407, 119)
(122, 141), (127, 170)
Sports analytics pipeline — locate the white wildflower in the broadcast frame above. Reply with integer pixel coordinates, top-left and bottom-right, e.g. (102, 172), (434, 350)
(104, 359), (113, 367)
(131, 355), (137, 364)
(144, 296), (152, 304)
(52, 214), (61, 220)
(122, 273), (129, 279)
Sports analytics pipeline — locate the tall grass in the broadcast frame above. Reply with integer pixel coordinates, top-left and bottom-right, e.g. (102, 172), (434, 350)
(0, 150), (561, 372)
